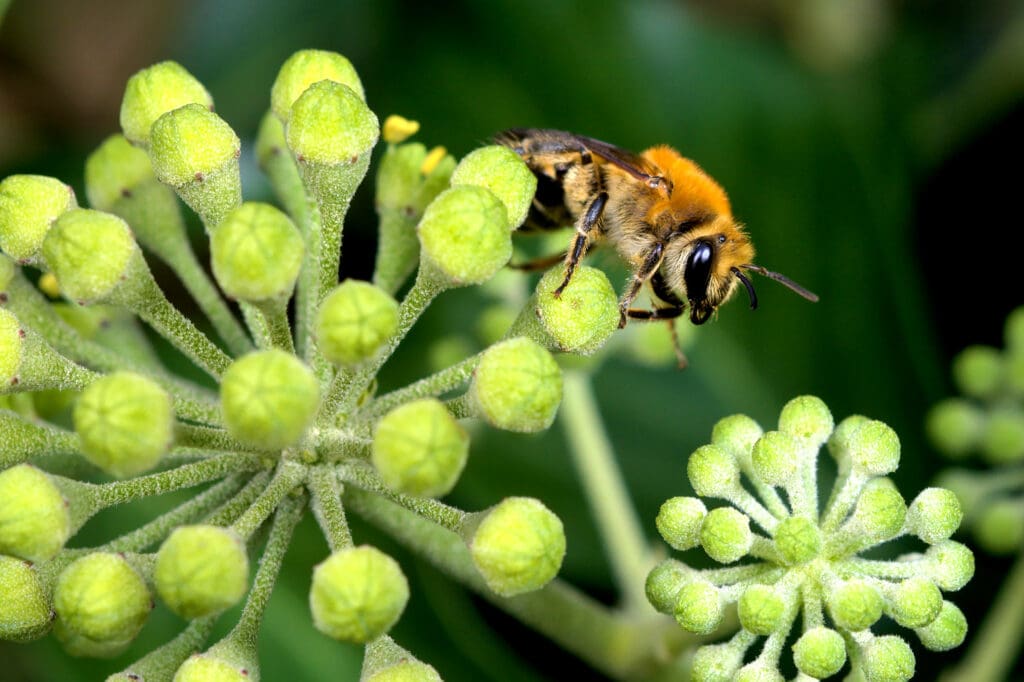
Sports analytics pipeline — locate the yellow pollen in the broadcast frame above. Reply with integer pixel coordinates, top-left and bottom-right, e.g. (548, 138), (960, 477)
(382, 115), (420, 144)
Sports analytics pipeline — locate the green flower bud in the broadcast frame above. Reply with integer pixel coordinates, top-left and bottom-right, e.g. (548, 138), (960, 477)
(778, 395), (833, 447)
(751, 431), (801, 486)
(792, 627), (846, 679)
(700, 507), (752, 564)
(42, 209), (138, 305)
(120, 61), (213, 146)
(952, 345), (1003, 399)
(73, 371), (173, 477)
(737, 583), (786, 635)
(915, 601), (967, 652)
(673, 580), (723, 634)
(155, 525), (249, 619)
(860, 635), (915, 682)
(734, 664), (783, 682)
(847, 420), (901, 476)
(220, 350), (320, 450)
(980, 405), (1024, 463)
(905, 487), (962, 544)
(54, 552), (151, 657)
(364, 660), (443, 682)
(0, 307), (22, 387)
(925, 399), (983, 459)
(827, 414), (870, 462)
(467, 497), (565, 597)
(173, 653), (251, 682)
(211, 202), (304, 302)
(469, 337), (562, 432)
(0, 464), (70, 561)
(690, 643), (742, 682)
(450, 145), (536, 229)
(286, 80), (378, 166)
(644, 560), (687, 614)
(888, 577), (942, 628)
(530, 265), (618, 355)
(271, 49), (365, 122)
(850, 477), (907, 542)
(376, 142), (455, 218)
(925, 541), (974, 591)
(975, 498), (1024, 554)
(655, 496), (706, 551)
(0, 175), (76, 263)
(372, 398), (469, 497)
(84, 134), (155, 211)
(0, 555), (52, 641)
(0, 254), (14, 290)
(773, 515), (821, 565)
(417, 186), (511, 287)
(711, 413), (763, 463)
(687, 444), (740, 498)
(315, 280), (399, 366)
(310, 545), (409, 643)
(827, 579), (884, 631)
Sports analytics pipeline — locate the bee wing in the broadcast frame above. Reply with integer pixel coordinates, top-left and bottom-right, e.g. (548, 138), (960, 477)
(497, 128), (657, 182)
(569, 133), (659, 182)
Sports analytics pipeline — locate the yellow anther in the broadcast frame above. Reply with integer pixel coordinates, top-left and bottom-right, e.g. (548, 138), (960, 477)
(420, 146), (448, 175)
(38, 272), (61, 298)
(382, 115), (420, 144)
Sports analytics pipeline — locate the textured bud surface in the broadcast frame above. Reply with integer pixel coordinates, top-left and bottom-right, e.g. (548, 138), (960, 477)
(0, 464), (70, 561)
(861, 635), (915, 682)
(687, 444), (739, 498)
(533, 266), (618, 354)
(286, 80), (378, 165)
(372, 398), (469, 497)
(450, 145), (536, 229)
(120, 61), (213, 145)
(173, 654), (250, 682)
(0, 175), (76, 262)
(42, 209), (136, 304)
(737, 584), (784, 635)
(84, 135), (155, 210)
(915, 601), (967, 651)
(699, 507), (752, 563)
(655, 496), (706, 551)
(470, 337), (562, 432)
(673, 580), (722, 634)
(155, 525), (249, 619)
(315, 280), (399, 366)
(792, 627), (846, 678)
(149, 104), (240, 188)
(211, 202), (304, 302)
(364, 660), (443, 682)
(417, 186), (511, 286)
(0, 555), (52, 642)
(778, 395), (833, 447)
(271, 49), (365, 122)
(469, 497), (565, 597)
(310, 546), (409, 643)
(0, 307), (23, 384)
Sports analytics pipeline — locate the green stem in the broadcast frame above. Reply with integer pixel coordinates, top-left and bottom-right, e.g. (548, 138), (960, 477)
(203, 471), (273, 526)
(174, 423), (252, 452)
(306, 465), (353, 551)
(354, 352), (482, 422)
(339, 461), (466, 532)
(229, 460), (306, 539)
(254, 298), (295, 353)
(0, 410), (80, 467)
(372, 209), (420, 296)
(115, 615), (218, 682)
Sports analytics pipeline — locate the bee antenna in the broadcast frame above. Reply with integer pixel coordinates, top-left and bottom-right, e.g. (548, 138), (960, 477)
(731, 267), (758, 310)
(740, 264), (819, 303)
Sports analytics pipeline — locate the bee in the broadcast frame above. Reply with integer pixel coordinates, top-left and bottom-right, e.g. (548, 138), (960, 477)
(497, 128), (817, 349)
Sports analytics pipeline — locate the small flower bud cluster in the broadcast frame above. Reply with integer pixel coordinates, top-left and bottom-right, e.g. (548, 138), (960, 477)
(647, 396), (972, 681)
(926, 307), (1024, 555)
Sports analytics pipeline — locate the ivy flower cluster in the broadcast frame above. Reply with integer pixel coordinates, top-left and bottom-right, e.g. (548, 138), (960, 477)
(0, 50), (633, 680)
(646, 396), (973, 681)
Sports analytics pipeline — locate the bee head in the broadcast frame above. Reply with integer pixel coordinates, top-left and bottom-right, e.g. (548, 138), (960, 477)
(674, 220), (755, 324)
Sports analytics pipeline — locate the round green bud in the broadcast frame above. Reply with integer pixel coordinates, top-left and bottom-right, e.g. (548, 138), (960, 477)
(687, 444), (740, 498)
(851, 477), (907, 543)
(375, 142), (456, 217)
(690, 643), (742, 682)
(952, 345), (1003, 399)
(925, 540), (974, 591)
(0, 464), (70, 562)
(315, 280), (399, 366)
(468, 497), (565, 597)
(84, 134), (155, 211)
(173, 653), (250, 682)
(54, 552), (151, 657)
(42, 209), (136, 304)
(906, 487), (962, 544)
(751, 431), (801, 486)
(827, 414), (870, 461)
(365, 660), (442, 682)
(980, 405), (1024, 463)
(418, 186), (511, 287)
(120, 61), (213, 146)
(778, 395), (833, 447)
(0, 555), (52, 641)
(450, 146), (537, 229)
(655, 496), (706, 551)
(149, 103), (240, 188)
(0, 307), (24, 386)
(73, 371), (173, 477)
(469, 337), (562, 432)
(737, 583), (785, 635)
(700, 507), (753, 564)
(925, 399), (983, 459)
(372, 398), (469, 498)
(155, 525), (249, 619)
(673, 580), (723, 634)
(644, 560), (687, 614)
(271, 49), (365, 122)
(711, 413), (763, 463)
(915, 600), (967, 652)
(0, 175), (77, 263)
(861, 635), (915, 682)
(532, 265), (618, 355)
(734, 664), (783, 682)
(211, 202), (304, 302)
(827, 579), (884, 631)
(847, 420), (901, 475)
(286, 80), (378, 165)
(773, 515), (821, 565)
(975, 498), (1024, 554)
(889, 577), (942, 628)
(220, 350), (320, 450)
(793, 627), (846, 679)
(0, 254), (14, 290)
(310, 545), (409, 642)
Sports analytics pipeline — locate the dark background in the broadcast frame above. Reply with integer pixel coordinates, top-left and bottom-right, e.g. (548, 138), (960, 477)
(2, 0), (1022, 679)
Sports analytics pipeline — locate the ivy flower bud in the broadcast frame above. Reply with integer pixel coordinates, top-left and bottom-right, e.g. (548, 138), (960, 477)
(211, 202), (304, 302)
(980, 405), (1024, 463)
(792, 627), (846, 679)
(827, 413), (870, 461)
(84, 134), (155, 211)
(42, 209), (138, 305)
(0, 555), (52, 642)
(735, 664), (784, 682)
(73, 371), (174, 477)
(711, 413), (763, 463)
(417, 186), (511, 287)
(846, 419), (901, 476)
(888, 577), (942, 628)
(466, 497), (565, 597)
(376, 142), (455, 218)
(860, 635), (915, 682)
(737, 583), (785, 635)
(120, 61), (213, 146)
(154, 525), (249, 619)
(925, 541), (974, 591)
(850, 477), (907, 542)
(905, 487), (962, 544)
(469, 337), (562, 433)
(271, 49), (365, 123)
(751, 431), (800, 486)
(364, 660), (443, 682)
(315, 280), (399, 366)
(827, 579), (884, 631)
(655, 496), (706, 551)
(0, 464), (70, 561)
(687, 444), (740, 498)
(915, 601), (967, 651)
(644, 560), (687, 614)
(699, 507), (753, 563)
(53, 552), (152, 657)
(173, 654), (250, 682)
(450, 145), (537, 229)
(952, 345), (1002, 399)
(975, 498), (1024, 553)
(0, 175), (77, 263)
(310, 545), (409, 643)
(673, 580), (723, 634)
(0, 253), (14, 290)
(372, 398), (469, 498)
(220, 350), (320, 450)
(691, 643), (742, 682)
(530, 265), (618, 355)
(925, 398), (983, 459)
(777, 395), (833, 448)
(773, 516), (821, 565)
(286, 80), (378, 166)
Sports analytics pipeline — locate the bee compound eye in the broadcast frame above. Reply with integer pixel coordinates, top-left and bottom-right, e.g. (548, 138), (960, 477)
(684, 240), (714, 306)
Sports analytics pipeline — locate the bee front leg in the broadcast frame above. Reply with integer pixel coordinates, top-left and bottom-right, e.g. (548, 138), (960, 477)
(617, 242), (665, 328)
(626, 306), (689, 369)
(554, 192), (608, 298)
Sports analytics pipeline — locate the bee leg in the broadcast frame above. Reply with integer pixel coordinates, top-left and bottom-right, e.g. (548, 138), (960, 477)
(618, 243), (665, 328)
(509, 251), (568, 271)
(626, 306), (689, 369)
(554, 192), (608, 298)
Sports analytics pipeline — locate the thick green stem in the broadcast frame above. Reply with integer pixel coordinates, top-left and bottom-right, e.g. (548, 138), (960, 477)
(0, 410), (80, 466)
(229, 460), (306, 539)
(115, 615), (218, 682)
(372, 210), (419, 296)
(253, 298), (295, 353)
(338, 461), (466, 531)
(306, 465), (352, 551)
(355, 352), (482, 422)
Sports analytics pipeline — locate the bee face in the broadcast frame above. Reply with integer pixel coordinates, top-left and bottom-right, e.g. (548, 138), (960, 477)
(684, 239), (716, 324)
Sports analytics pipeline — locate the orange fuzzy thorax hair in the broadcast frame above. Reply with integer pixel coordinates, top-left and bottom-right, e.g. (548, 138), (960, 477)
(641, 146), (733, 224)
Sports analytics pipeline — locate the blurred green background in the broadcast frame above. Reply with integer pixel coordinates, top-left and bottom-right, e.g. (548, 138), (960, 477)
(2, 0), (1022, 679)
